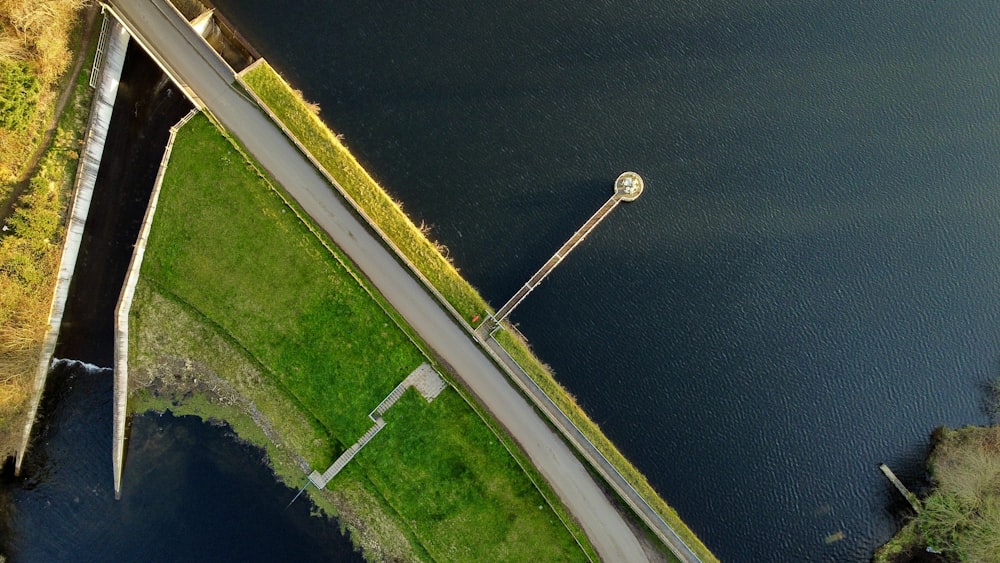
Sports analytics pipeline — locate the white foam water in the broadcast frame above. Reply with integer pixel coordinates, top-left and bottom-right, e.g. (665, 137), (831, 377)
(50, 358), (112, 375)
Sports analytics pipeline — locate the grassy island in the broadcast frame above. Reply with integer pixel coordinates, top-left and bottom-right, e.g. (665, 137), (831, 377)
(130, 113), (591, 561)
(876, 424), (1000, 563)
(238, 59), (716, 562)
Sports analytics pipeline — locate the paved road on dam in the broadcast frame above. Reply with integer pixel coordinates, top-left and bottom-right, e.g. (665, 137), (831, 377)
(106, 0), (657, 560)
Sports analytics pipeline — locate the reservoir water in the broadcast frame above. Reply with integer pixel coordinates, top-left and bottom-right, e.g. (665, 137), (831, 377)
(208, 1), (1000, 560)
(0, 43), (359, 561)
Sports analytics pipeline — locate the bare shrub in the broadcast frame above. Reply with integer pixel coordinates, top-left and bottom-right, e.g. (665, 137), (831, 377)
(918, 426), (1000, 561)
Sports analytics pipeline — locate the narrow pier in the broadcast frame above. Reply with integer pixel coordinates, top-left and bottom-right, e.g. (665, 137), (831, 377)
(486, 172), (643, 331)
(879, 463), (922, 513)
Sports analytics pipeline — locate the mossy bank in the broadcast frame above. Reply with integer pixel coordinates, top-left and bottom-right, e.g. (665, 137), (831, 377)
(875, 424), (1000, 563)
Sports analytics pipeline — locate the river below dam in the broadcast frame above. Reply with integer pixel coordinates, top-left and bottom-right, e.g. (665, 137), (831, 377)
(0, 41), (359, 561)
(208, 1), (1000, 560)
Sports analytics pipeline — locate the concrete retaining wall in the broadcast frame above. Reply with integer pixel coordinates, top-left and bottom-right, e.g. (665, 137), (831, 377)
(112, 108), (199, 499)
(16, 18), (132, 475)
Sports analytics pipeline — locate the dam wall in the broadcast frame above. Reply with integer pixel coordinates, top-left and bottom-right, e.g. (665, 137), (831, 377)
(113, 108), (200, 498)
(16, 16), (132, 474)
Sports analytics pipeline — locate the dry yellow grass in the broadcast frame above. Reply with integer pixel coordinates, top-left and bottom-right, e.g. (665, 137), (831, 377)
(0, 246), (54, 455)
(0, 1), (94, 459)
(0, 0), (86, 186)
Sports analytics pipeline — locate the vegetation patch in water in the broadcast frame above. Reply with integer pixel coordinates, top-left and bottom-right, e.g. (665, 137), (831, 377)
(876, 423), (1000, 562)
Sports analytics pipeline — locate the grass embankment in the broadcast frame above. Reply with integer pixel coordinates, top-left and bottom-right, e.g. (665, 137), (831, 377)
(133, 113), (588, 562)
(240, 60), (718, 562)
(239, 61), (487, 321)
(496, 327), (715, 560)
(0, 1), (96, 458)
(875, 425), (1000, 563)
(0, 0), (87, 197)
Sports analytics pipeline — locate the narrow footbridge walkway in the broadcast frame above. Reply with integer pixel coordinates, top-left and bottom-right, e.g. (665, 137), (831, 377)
(309, 364), (447, 489)
(493, 194), (622, 324)
(486, 171), (644, 331)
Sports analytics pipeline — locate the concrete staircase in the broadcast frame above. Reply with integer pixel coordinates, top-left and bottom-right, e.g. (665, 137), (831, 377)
(372, 384), (407, 418)
(308, 363), (448, 490)
(309, 418), (386, 488)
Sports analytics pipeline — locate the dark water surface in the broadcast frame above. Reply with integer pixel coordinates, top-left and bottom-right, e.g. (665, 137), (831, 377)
(1, 362), (354, 562)
(210, 1), (1000, 560)
(1, 43), (359, 562)
(55, 41), (191, 365)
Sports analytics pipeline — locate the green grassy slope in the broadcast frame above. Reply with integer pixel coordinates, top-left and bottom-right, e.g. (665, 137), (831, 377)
(135, 113), (587, 562)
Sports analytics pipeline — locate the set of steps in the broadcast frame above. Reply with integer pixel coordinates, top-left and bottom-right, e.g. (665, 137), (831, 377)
(307, 363), (450, 490)
(309, 418), (386, 489)
(372, 384), (407, 418)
